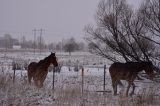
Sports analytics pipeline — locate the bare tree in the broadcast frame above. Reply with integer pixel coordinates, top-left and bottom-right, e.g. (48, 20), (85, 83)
(139, 0), (160, 65)
(21, 36), (27, 49)
(63, 37), (79, 55)
(85, 0), (155, 62)
(4, 34), (12, 50)
(140, 0), (160, 40)
(78, 42), (85, 51)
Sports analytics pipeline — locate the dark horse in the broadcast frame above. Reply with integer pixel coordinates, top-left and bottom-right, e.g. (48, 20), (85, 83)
(27, 52), (58, 88)
(109, 61), (155, 96)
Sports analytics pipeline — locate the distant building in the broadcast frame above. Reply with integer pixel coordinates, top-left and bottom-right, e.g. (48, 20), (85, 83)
(0, 37), (6, 48)
(13, 45), (21, 49)
(0, 36), (19, 48)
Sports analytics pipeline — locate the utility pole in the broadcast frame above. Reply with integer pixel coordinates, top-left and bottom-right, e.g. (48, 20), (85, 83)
(32, 29), (37, 55)
(39, 28), (44, 55)
(103, 65), (106, 91)
(33, 28), (44, 55)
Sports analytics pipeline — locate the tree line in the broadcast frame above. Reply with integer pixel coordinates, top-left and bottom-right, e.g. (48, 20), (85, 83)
(0, 34), (86, 53)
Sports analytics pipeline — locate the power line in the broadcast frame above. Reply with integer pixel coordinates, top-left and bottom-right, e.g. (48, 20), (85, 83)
(32, 28), (45, 54)
(39, 28), (44, 54)
(32, 29), (38, 55)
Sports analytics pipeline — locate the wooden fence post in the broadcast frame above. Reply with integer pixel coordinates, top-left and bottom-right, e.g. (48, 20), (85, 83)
(103, 65), (106, 91)
(13, 69), (15, 83)
(81, 67), (84, 93)
(12, 61), (16, 84)
(52, 67), (55, 90)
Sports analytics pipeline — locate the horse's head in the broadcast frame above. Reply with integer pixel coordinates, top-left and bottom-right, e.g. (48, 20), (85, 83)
(49, 52), (58, 67)
(144, 62), (155, 80)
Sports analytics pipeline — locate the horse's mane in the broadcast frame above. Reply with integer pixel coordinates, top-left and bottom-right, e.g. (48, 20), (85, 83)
(37, 55), (50, 66)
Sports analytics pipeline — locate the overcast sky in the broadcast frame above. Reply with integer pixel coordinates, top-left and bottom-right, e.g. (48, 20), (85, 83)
(0, 0), (142, 43)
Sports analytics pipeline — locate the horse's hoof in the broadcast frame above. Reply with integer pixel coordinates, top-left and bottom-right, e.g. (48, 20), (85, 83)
(129, 93), (134, 96)
(114, 94), (118, 96)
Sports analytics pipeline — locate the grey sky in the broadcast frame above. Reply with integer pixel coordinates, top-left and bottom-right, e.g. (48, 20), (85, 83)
(0, 0), (141, 43)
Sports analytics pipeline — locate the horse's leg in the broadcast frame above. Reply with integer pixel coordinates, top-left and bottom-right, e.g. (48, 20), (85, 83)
(28, 76), (32, 85)
(39, 72), (48, 88)
(28, 70), (32, 85)
(34, 80), (41, 88)
(38, 76), (44, 88)
(39, 81), (43, 88)
(126, 82), (131, 96)
(33, 75), (39, 87)
(37, 80), (42, 88)
(115, 81), (118, 95)
(112, 80), (118, 95)
(112, 80), (115, 95)
(33, 77), (38, 87)
(130, 83), (135, 96)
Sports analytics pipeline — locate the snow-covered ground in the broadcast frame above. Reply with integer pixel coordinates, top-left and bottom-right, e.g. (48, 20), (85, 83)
(0, 51), (160, 106)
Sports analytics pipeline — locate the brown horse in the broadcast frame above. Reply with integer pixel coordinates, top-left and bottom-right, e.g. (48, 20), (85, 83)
(27, 52), (58, 88)
(109, 61), (155, 96)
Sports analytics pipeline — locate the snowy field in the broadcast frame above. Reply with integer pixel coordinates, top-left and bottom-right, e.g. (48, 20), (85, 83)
(0, 51), (160, 106)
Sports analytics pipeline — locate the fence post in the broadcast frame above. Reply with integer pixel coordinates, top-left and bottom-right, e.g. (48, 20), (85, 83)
(21, 64), (23, 78)
(52, 67), (55, 90)
(12, 61), (16, 84)
(13, 69), (16, 83)
(81, 67), (84, 93)
(103, 65), (106, 91)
